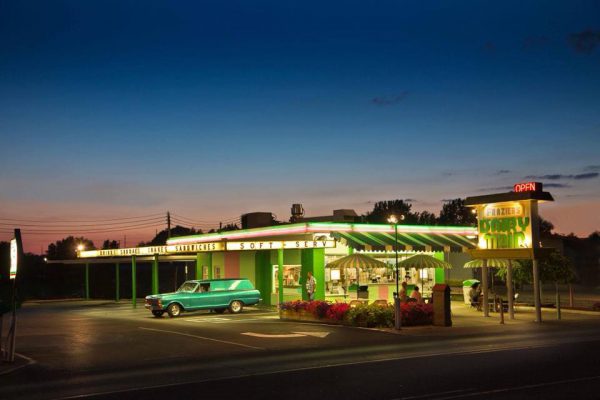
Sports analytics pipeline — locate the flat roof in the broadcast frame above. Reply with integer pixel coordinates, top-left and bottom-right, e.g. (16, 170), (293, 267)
(166, 222), (477, 245)
(465, 191), (554, 205)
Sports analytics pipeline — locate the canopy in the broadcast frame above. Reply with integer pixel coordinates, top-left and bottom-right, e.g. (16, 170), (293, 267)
(331, 230), (476, 253)
(397, 254), (452, 269)
(326, 253), (388, 270)
(463, 259), (522, 268)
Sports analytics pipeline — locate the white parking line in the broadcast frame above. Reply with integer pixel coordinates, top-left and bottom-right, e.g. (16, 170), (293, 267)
(138, 327), (264, 350)
(183, 315), (279, 323)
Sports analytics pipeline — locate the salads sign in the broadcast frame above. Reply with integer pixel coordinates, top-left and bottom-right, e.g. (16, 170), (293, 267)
(477, 202), (532, 250)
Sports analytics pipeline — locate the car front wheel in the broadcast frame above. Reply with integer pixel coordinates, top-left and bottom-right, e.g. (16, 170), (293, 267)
(167, 303), (182, 318)
(152, 310), (164, 317)
(229, 300), (243, 314)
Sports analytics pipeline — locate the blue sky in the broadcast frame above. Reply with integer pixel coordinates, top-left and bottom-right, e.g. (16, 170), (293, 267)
(1, 1), (599, 250)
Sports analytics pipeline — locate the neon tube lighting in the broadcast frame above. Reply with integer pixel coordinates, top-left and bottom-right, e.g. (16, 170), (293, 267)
(167, 222), (477, 246)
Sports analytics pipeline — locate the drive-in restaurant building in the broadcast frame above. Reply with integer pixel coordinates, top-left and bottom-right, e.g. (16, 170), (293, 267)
(73, 221), (478, 306)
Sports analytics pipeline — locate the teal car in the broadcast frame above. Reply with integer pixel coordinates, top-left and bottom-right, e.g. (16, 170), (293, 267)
(145, 278), (261, 318)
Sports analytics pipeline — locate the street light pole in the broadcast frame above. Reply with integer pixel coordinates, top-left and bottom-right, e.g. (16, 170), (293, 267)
(388, 215), (403, 330)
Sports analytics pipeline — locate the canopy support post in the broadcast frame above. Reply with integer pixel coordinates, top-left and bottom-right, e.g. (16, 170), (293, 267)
(533, 258), (542, 322)
(84, 263), (90, 300)
(115, 263), (120, 302)
(482, 259), (489, 317)
(152, 255), (159, 295)
(507, 260), (514, 319)
(131, 255), (137, 308)
(278, 248), (284, 305)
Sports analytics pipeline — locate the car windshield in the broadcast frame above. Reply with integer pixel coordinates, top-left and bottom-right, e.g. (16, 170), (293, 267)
(177, 282), (198, 293)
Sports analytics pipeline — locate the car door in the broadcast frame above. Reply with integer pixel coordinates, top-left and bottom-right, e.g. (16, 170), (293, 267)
(189, 283), (211, 309)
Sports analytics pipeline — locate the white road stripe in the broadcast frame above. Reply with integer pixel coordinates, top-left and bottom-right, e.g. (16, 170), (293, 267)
(242, 332), (306, 338)
(138, 327), (264, 350)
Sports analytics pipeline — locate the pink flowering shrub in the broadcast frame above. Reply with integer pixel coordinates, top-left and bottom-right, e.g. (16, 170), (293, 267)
(280, 300), (433, 327)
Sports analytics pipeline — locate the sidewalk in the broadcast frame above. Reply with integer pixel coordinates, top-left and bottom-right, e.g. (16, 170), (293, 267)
(376, 301), (600, 336)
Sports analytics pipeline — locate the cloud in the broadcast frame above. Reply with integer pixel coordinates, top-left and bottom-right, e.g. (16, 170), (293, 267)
(371, 91), (409, 106)
(568, 29), (600, 54)
(543, 183), (571, 188)
(476, 186), (513, 192)
(584, 165), (600, 172)
(524, 173), (599, 180)
(496, 169), (511, 175)
(523, 35), (550, 51)
(404, 198), (418, 203)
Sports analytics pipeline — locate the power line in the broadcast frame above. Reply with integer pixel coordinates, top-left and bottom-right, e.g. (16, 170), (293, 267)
(0, 216), (165, 228)
(170, 213), (241, 225)
(0, 213), (165, 224)
(0, 221), (163, 234)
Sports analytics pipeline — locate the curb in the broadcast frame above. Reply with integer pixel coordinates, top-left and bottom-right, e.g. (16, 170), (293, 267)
(0, 353), (36, 376)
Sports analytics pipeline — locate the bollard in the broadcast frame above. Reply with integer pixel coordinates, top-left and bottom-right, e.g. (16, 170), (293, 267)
(499, 296), (504, 324)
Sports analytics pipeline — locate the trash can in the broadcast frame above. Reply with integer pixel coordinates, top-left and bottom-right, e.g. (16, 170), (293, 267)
(462, 279), (480, 305)
(357, 285), (369, 299)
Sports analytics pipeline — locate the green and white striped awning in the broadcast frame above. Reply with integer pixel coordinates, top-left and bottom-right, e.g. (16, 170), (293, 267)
(464, 259), (522, 268)
(332, 230), (476, 253)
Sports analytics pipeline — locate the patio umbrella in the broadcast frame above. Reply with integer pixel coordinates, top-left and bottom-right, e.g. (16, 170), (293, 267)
(326, 253), (388, 269)
(463, 259), (521, 268)
(397, 254), (453, 269)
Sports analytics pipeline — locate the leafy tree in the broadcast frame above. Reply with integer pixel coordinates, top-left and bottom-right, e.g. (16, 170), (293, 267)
(365, 200), (419, 224)
(416, 211), (437, 226)
(47, 236), (96, 260)
(438, 198), (476, 226)
(102, 240), (120, 249)
(495, 252), (576, 287)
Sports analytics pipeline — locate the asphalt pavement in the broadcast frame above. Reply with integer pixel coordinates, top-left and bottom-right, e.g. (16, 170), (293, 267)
(0, 300), (599, 400)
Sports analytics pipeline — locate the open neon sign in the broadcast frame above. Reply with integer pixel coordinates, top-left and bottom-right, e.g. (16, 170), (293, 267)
(513, 182), (542, 193)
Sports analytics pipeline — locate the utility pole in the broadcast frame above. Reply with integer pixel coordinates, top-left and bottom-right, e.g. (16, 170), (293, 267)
(167, 211), (172, 239)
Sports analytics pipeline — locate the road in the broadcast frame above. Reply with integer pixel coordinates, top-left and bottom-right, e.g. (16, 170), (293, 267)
(1, 301), (599, 399)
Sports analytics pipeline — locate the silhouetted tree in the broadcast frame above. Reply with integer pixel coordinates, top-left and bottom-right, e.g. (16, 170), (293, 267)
(365, 200), (419, 224)
(219, 223), (240, 232)
(438, 199), (476, 226)
(47, 236), (96, 260)
(102, 240), (120, 249)
(539, 216), (555, 237)
(416, 211), (437, 225)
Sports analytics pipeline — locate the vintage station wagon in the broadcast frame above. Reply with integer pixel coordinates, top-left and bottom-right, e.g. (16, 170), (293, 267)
(145, 278), (261, 317)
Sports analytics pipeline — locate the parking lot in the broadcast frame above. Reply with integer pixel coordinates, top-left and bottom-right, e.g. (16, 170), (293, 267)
(3, 300), (600, 400)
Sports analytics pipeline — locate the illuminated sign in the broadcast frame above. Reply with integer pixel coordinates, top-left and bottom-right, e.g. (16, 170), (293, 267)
(10, 238), (18, 279)
(79, 242), (224, 258)
(483, 204), (523, 218)
(226, 240), (336, 251)
(77, 240), (335, 258)
(513, 182), (542, 193)
(476, 201), (532, 250)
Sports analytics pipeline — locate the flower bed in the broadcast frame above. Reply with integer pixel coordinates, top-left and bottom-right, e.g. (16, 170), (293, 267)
(279, 300), (433, 327)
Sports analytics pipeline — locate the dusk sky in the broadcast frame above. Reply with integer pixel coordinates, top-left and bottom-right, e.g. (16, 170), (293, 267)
(1, 1), (599, 253)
